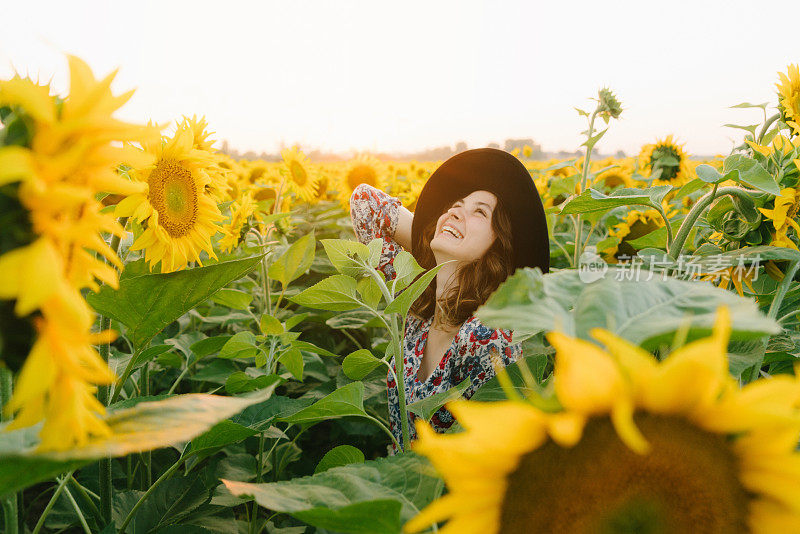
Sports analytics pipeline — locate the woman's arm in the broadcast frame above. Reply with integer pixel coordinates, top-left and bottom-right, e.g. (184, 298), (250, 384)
(394, 204), (413, 251)
(350, 183), (408, 281)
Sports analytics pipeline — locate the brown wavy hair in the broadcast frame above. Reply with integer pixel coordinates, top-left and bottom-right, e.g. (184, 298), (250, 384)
(409, 197), (515, 327)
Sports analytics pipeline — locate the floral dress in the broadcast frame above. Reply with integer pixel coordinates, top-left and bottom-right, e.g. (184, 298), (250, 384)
(350, 183), (522, 453)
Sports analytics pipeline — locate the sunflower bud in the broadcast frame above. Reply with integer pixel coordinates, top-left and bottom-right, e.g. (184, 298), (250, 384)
(598, 87), (623, 120)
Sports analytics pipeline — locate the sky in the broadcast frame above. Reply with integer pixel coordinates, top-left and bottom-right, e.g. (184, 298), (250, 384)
(1, 0), (798, 158)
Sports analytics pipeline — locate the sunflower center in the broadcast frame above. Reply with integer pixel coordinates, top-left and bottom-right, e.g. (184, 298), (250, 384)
(347, 164), (377, 190)
(787, 191), (800, 222)
(603, 173), (625, 188)
(147, 159), (198, 238)
(290, 160), (308, 186)
(649, 146), (682, 182)
(615, 217), (662, 260)
(500, 414), (749, 534)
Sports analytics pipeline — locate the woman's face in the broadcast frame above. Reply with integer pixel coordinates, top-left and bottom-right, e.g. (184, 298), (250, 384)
(429, 190), (498, 264)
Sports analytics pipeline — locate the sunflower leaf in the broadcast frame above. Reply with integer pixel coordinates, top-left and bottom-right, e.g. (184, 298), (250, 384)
(86, 255), (264, 349)
(222, 452), (439, 534)
(0, 390), (274, 496)
(722, 155), (781, 195)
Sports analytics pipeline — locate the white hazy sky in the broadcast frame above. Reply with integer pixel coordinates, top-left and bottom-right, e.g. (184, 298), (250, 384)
(1, 0), (797, 157)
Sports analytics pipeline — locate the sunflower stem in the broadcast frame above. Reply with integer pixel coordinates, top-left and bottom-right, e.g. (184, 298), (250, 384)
(62, 486), (92, 534)
(0, 366), (16, 533)
(368, 267), (411, 451)
(574, 107), (600, 267)
(744, 259), (800, 384)
(668, 187), (759, 259)
(0, 489), (16, 534)
(32, 471), (74, 534)
(96, 217), (128, 525)
(756, 113), (781, 144)
(119, 451), (189, 533)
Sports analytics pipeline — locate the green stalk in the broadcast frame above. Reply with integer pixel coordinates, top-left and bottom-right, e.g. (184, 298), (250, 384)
(250, 433), (266, 534)
(744, 259), (800, 384)
(0, 367), (18, 534)
(98, 218), (127, 524)
(63, 486), (92, 534)
(756, 113), (781, 144)
(368, 268), (410, 450)
(573, 108), (599, 267)
(109, 345), (144, 404)
(69, 475), (102, 521)
(140, 365), (152, 488)
(32, 471), (74, 534)
(668, 186), (759, 258)
(118, 452), (188, 533)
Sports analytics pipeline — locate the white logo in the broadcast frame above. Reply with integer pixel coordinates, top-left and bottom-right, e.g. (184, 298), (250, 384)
(578, 246), (608, 283)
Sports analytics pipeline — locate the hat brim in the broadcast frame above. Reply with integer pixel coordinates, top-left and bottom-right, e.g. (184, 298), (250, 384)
(411, 148), (550, 274)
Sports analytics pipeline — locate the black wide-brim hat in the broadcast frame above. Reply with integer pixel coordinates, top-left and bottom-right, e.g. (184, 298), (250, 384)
(411, 148), (550, 274)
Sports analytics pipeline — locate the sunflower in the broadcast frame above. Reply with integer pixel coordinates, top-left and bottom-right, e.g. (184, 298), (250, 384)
(181, 114), (230, 201)
(280, 146), (319, 203)
(638, 136), (691, 186)
(758, 187), (800, 251)
(218, 191), (255, 253)
(115, 123), (223, 273)
(0, 56), (156, 449)
(603, 208), (667, 262)
(592, 157), (636, 190)
(777, 64), (800, 137)
(405, 306), (800, 534)
(337, 153), (384, 208)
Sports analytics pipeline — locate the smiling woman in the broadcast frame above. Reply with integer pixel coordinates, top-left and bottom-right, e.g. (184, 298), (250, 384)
(349, 148), (550, 452)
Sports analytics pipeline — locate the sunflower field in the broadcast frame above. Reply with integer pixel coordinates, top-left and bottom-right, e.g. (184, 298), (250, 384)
(1, 56), (800, 533)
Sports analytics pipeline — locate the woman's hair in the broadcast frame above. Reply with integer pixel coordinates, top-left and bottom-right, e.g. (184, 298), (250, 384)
(409, 196), (515, 327)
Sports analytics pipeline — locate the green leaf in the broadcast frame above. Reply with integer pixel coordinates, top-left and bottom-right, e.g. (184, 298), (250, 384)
(729, 101), (768, 110)
(723, 154), (781, 195)
(290, 340), (339, 358)
(385, 263), (447, 317)
(225, 372), (282, 394)
(327, 310), (383, 330)
(406, 378), (470, 422)
(285, 313), (309, 331)
(367, 238), (384, 268)
(342, 350), (383, 380)
(190, 420), (259, 460)
(290, 274), (363, 311)
(391, 251), (424, 293)
(474, 267), (781, 350)
(0, 391), (273, 496)
(190, 336), (232, 358)
(86, 255), (264, 349)
(111, 475), (211, 532)
(210, 288), (253, 310)
(278, 348), (304, 380)
(724, 123), (759, 137)
(581, 127), (608, 149)
(315, 445), (365, 474)
(268, 232), (316, 289)
(109, 344), (173, 376)
(260, 314), (284, 335)
(218, 331), (258, 359)
(222, 453), (440, 534)
(321, 239), (371, 278)
(357, 277), (383, 309)
(674, 178), (708, 199)
(695, 164), (723, 184)
(278, 382), (367, 424)
(558, 186), (672, 215)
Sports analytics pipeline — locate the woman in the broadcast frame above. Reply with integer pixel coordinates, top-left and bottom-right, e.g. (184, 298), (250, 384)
(349, 148), (549, 452)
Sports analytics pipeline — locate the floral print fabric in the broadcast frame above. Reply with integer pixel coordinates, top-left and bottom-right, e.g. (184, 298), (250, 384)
(349, 183), (522, 453)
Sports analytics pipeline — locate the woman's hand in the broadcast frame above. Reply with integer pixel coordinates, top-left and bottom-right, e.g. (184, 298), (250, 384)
(395, 204), (413, 250)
